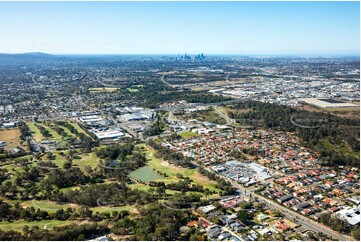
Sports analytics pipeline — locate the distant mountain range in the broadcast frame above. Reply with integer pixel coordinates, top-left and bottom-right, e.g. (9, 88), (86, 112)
(0, 52), (55, 60)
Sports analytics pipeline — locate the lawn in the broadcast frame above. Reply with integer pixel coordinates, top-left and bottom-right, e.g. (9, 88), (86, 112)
(0, 220), (75, 232)
(89, 87), (119, 93)
(126, 88), (139, 93)
(72, 152), (99, 171)
(69, 121), (89, 136)
(42, 124), (62, 140)
(21, 200), (80, 212)
(179, 131), (199, 139)
(91, 204), (137, 213)
(27, 122), (44, 142)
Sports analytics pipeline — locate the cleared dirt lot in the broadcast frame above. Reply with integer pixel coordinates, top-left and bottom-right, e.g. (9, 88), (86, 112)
(0, 127), (27, 150)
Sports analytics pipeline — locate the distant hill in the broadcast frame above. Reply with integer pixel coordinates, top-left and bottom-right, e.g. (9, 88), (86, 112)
(0, 52), (55, 60)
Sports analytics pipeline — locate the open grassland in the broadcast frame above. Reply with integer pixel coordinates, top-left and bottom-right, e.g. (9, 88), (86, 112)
(322, 139), (360, 160)
(89, 87), (119, 93)
(0, 128), (26, 150)
(0, 220), (75, 232)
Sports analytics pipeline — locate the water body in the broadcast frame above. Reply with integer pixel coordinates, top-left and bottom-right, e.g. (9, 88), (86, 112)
(129, 166), (164, 182)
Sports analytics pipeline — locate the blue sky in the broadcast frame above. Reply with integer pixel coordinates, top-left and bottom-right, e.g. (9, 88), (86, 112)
(0, 1), (359, 55)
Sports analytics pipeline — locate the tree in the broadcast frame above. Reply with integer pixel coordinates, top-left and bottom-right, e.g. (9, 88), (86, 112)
(237, 210), (249, 223)
(156, 186), (165, 197)
(351, 225), (360, 240)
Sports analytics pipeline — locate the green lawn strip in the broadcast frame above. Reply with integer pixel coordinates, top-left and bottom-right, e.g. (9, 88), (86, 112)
(53, 152), (67, 167)
(0, 219), (75, 232)
(72, 152), (99, 171)
(59, 125), (76, 138)
(126, 88), (139, 93)
(91, 204), (136, 213)
(27, 122), (44, 142)
(179, 131), (199, 139)
(69, 121), (89, 136)
(42, 125), (62, 140)
(21, 200), (80, 212)
(19, 198), (137, 214)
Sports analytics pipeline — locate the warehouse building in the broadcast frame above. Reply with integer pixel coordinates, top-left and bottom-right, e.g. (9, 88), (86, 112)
(298, 98), (358, 108)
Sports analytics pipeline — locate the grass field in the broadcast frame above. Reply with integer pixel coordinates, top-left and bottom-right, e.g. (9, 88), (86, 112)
(69, 121), (89, 136)
(89, 87), (119, 93)
(21, 200), (80, 212)
(19, 199), (135, 214)
(126, 88), (139, 93)
(0, 220), (75, 232)
(0, 128), (25, 150)
(27, 122), (44, 142)
(179, 131), (198, 139)
(72, 152), (99, 171)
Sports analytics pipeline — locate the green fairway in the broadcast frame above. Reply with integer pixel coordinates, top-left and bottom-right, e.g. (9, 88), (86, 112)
(21, 200), (80, 212)
(89, 87), (119, 93)
(0, 220), (75, 232)
(27, 122), (44, 142)
(126, 88), (139, 93)
(69, 121), (89, 136)
(91, 204), (137, 213)
(72, 152), (99, 171)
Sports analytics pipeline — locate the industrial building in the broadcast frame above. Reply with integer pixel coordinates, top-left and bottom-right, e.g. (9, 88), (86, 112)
(79, 115), (110, 126)
(91, 128), (125, 140)
(298, 98), (358, 108)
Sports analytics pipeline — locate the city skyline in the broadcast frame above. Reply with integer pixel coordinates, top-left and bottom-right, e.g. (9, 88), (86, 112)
(0, 1), (359, 55)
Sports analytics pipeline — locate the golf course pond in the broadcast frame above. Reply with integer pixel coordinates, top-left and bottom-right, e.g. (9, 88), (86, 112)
(129, 166), (164, 182)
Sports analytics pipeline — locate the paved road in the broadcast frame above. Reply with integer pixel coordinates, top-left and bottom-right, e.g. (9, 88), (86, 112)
(213, 106), (234, 125)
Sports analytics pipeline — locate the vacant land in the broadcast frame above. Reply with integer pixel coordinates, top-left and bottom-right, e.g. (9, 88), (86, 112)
(321, 139), (360, 160)
(0, 128), (26, 150)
